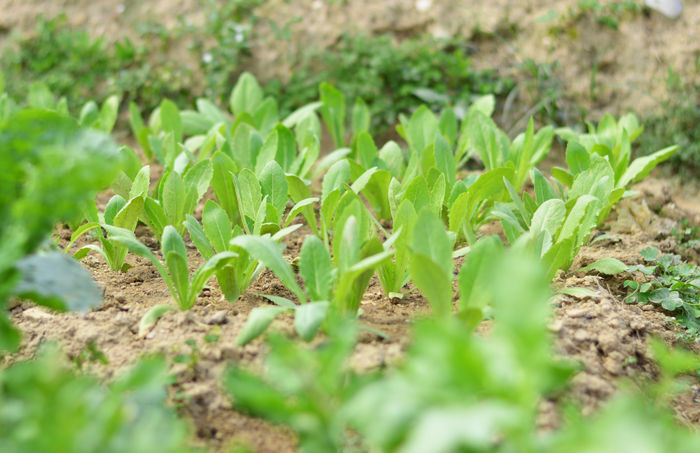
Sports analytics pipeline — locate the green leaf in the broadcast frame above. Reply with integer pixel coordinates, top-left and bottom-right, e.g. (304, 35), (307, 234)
(319, 83), (346, 148)
(322, 159), (351, 200)
(231, 122), (262, 170)
(378, 141), (405, 179)
(202, 200), (233, 253)
(465, 109), (502, 170)
(438, 107), (458, 146)
(13, 252), (103, 312)
(184, 159), (213, 202)
(433, 134), (456, 189)
(457, 236), (503, 321)
(211, 151), (239, 222)
(258, 293), (298, 309)
(93, 95), (120, 134)
(299, 236), (332, 301)
(408, 253), (453, 318)
(184, 215), (215, 259)
(530, 199), (565, 238)
(618, 145), (677, 188)
(165, 251), (190, 308)
(259, 160), (289, 222)
(565, 141), (590, 175)
(352, 97), (370, 137)
(532, 168), (559, 206)
(284, 197), (318, 227)
(253, 97), (279, 135)
(231, 72), (263, 117)
(408, 210), (454, 317)
(236, 306), (289, 345)
(235, 168), (263, 230)
(405, 105), (438, 155)
(354, 131), (378, 169)
(159, 99), (183, 144)
(161, 171), (186, 230)
(469, 94), (495, 116)
(190, 251), (238, 301)
(143, 198), (168, 238)
(113, 196), (144, 230)
(578, 258), (628, 275)
(161, 226), (187, 261)
(230, 235), (306, 303)
(552, 167), (574, 188)
(138, 304), (176, 337)
(282, 101), (322, 128)
(411, 209), (453, 276)
(65, 222), (101, 251)
(129, 165), (150, 199)
(104, 195), (126, 226)
(257, 124), (295, 173)
(294, 301), (330, 341)
(542, 237), (576, 279)
(311, 147), (352, 181)
(335, 244), (393, 314)
(557, 195), (598, 243)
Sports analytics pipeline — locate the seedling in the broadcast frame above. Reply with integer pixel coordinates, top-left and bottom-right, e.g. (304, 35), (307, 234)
(184, 200), (301, 302)
(66, 166), (150, 272)
(144, 160), (212, 237)
(110, 225), (237, 310)
(555, 114), (677, 223)
(233, 216), (393, 345)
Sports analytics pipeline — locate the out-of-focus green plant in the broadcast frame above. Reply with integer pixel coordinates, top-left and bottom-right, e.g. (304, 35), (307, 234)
(0, 345), (196, 453)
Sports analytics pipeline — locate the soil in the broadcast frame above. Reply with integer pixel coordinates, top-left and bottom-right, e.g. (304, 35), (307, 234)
(1, 1), (700, 451)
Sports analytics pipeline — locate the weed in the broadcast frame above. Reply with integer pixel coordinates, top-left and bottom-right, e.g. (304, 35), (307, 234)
(625, 247), (700, 337)
(670, 218), (700, 252)
(640, 67), (700, 171)
(268, 33), (513, 133)
(71, 339), (109, 370)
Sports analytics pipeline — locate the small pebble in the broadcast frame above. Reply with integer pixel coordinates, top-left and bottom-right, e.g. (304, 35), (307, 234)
(23, 307), (54, 321)
(207, 310), (228, 325)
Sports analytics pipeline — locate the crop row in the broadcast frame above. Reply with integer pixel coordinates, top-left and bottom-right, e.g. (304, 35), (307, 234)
(2, 69), (698, 452)
(0, 71), (678, 349)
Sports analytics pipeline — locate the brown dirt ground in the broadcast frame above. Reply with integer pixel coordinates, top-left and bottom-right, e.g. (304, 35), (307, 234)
(1, 1), (700, 451)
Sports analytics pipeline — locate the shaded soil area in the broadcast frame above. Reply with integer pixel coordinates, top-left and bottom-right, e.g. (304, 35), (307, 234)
(4, 175), (700, 451)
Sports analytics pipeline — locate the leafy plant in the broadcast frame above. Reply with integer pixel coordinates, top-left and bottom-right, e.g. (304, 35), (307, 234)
(406, 209), (456, 318)
(0, 345), (195, 453)
(184, 200), (301, 302)
(625, 247), (700, 336)
(225, 240), (573, 452)
(269, 33), (513, 133)
(640, 68), (700, 171)
(144, 160), (212, 237)
(225, 319), (361, 453)
(0, 107), (121, 351)
(110, 225), (237, 310)
(65, 166), (150, 271)
(232, 212), (393, 344)
(555, 113), (677, 223)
